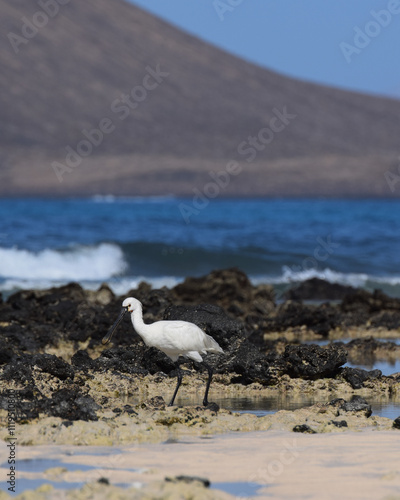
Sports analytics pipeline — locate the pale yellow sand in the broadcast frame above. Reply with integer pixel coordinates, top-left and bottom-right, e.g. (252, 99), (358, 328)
(1, 430), (400, 499)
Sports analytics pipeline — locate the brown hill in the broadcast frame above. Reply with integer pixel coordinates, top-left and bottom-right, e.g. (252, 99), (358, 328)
(0, 0), (399, 197)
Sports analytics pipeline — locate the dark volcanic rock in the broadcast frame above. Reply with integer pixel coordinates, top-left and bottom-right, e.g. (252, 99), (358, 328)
(265, 301), (339, 337)
(284, 278), (356, 301)
(2, 283), (114, 353)
(0, 388), (41, 421)
(2, 358), (35, 385)
(166, 476), (210, 488)
(173, 268), (255, 307)
(172, 268), (275, 319)
(97, 478), (110, 485)
(41, 388), (100, 421)
(94, 347), (149, 376)
(330, 420), (348, 428)
(0, 348), (14, 365)
(2, 353), (74, 383)
(339, 396), (372, 417)
(329, 396), (372, 417)
(71, 350), (95, 370)
(369, 311), (400, 330)
(343, 336), (400, 366)
(218, 340), (271, 385)
(345, 337), (382, 353)
(204, 402), (220, 412)
(267, 286), (400, 335)
(340, 367), (382, 389)
(96, 342), (178, 376)
(293, 424), (316, 434)
(393, 417), (400, 429)
(33, 354), (75, 381)
(341, 289), (400, 314)
(6, 283), (84, 326)
(278, 344), (347, 379)
(0, 386), (99, 422)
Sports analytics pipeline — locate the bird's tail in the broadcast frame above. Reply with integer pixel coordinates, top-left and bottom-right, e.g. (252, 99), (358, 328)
(204, 333), (224, 354)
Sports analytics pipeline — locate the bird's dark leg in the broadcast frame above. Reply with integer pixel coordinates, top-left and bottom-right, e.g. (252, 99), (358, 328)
(202, 362), (213, 407)
(168, 363), (183, 407)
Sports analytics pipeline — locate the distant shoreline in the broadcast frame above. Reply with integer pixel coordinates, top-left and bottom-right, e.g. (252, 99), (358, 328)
(2, 194), (400, 200)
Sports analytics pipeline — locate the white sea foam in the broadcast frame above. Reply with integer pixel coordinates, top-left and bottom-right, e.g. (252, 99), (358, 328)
(91, 194), (117, 203)
(90, 194), (176, 203)
(280, 266), (370, 288)
(1, 249), (399, 299)
(0, 243), (127, 281)
(374, 276), (400, 285)
(250, 267), (400, 290)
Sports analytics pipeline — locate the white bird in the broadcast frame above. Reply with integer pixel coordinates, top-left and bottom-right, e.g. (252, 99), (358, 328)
(102, 297), (224, 407)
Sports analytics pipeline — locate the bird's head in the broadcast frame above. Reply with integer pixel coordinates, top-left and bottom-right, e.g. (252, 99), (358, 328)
(102, 297), (141, 345)
(122, 297), (141, 312)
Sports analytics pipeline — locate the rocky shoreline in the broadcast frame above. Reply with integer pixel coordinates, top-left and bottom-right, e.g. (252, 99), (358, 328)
(1, 268), (400, 444)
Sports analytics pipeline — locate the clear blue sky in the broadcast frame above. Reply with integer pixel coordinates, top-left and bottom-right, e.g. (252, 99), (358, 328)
(129, 0), (400, 98)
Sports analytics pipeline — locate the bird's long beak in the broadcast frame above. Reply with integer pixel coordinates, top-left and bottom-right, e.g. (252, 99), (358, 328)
(102, 307), (128, 345)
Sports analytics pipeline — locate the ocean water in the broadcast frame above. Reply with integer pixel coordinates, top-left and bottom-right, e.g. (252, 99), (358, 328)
(0, 197), (400, 298)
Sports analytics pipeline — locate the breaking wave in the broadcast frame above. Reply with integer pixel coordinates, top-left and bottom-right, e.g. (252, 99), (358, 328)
(0, 243), (127, 281)
(1, 241), (399, 298)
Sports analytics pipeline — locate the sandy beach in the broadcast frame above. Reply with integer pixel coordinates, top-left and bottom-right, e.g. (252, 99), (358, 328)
(1, 430), (400, 499)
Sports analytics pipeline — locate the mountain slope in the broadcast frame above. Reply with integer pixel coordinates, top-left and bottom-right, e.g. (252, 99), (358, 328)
(0, 0), (399, 197)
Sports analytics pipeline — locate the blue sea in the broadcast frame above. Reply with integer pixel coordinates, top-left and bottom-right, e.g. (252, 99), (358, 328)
(0, 197), (400, 298)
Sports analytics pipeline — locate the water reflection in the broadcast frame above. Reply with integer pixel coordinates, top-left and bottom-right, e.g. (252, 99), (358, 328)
(169, 393), (400, 420)
(303, 338), (400, 375)
(345, 359), (400, 375)
(304, 338), (400, 346)
(128, 335), (400, 419)
(213, 481), (263, 498)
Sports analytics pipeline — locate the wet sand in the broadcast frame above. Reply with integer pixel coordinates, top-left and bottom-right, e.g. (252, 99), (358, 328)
(1, 430), (400, 499)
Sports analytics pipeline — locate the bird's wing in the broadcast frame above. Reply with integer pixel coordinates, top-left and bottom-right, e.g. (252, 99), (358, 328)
(157, 321), (208, 352)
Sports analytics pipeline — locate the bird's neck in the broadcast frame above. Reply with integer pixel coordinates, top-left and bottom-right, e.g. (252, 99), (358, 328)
(130, 306), (149, 340)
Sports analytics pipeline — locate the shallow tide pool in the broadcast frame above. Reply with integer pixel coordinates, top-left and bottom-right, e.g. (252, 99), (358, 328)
(170, 394), (400, 420)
